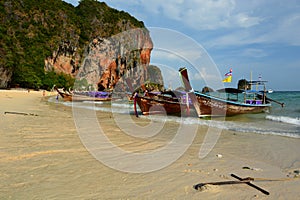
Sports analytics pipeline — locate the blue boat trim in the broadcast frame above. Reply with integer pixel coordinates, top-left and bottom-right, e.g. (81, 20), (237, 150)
(194, 91), (271, 107)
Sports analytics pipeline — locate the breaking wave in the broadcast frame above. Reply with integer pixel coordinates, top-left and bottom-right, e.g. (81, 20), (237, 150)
(266, 115), (300, 126)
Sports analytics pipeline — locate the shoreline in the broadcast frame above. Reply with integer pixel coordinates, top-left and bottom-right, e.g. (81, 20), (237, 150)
(1, 89), (299, 199)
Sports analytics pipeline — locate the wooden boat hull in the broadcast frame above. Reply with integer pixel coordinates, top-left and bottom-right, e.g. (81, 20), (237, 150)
(134, 92), (271, 117)
(135, 96), (189, 116)
(55, 87), (111, 102)
(194, 92), (271, 117)
(68, 95), (111, 102)
(55, 90), (73, 101)
(178, 67), (272, 117)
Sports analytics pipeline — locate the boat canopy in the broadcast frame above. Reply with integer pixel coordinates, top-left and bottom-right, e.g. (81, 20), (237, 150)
(244, 90), (265, 94)
(248, 80), (268, 85)
(216, 88), (244, 94)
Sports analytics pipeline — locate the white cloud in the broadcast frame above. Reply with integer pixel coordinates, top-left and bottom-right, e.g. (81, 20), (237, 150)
(139, 0), (262, 30)
(103, 0), (263, 30)
(62, 0), (300, 90)
(208, 13), (300, 48)
(206, 30), (258, 48)
(241, 48), (269, 58)
(65, 0), (300, 48)
(232, 13), (261, 28)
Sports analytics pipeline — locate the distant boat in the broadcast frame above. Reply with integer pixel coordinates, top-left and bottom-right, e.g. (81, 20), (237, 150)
(259, 89), (273, 93)
(179, 68), (283, 117)
(55, 87), (112, 102)
(268, 89), (274, 93)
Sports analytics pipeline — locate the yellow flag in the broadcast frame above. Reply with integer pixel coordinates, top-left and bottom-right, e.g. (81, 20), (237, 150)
(222, 76), (232, 83)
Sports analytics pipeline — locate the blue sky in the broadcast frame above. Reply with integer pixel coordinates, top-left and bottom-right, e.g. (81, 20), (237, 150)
(64, 0), (300, 91)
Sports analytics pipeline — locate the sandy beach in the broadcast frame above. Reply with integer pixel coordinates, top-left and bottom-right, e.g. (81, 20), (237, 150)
(1, 89), (299, 199)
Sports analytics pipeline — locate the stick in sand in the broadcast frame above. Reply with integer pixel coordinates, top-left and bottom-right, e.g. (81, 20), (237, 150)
(231, 173), (270, 195)
(4, 111), (38, 116)
(194, 179), (252, 190)
(194, 174), (270, 195)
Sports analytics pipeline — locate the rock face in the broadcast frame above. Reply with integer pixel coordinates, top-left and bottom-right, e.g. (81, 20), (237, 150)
(0, 67), (12, 88)
(44, 40), (80, 77)
(44, 28), (163, 92)
(1, 0), (153, 89)
(75, 28), (163, 91)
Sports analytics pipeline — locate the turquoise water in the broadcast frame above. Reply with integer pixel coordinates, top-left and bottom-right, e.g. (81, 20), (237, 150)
(267, 91), (300, 119)
(50, 91), (300, 138)
(218, 91), (300, 138)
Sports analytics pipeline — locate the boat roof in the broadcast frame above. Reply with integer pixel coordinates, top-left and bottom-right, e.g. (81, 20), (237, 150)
(216, 88), (244, 93)
(243, 90), (266, 94)
(248, 80), (268, 85)
(194, 91), (271, 107)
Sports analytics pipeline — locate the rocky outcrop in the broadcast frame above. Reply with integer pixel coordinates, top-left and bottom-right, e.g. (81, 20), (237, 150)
(45, 40), (80, 76)
(44, 29), (163, 93)
(75, 28), (163, 91)
(0, 67), (12, 88)
(1, 0), (150, 89)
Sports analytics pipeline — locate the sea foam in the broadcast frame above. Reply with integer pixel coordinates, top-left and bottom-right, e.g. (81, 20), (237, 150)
(266, 115), (300, 126)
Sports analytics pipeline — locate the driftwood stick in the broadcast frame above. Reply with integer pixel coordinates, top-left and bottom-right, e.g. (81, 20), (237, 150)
(194, 174), (269, 195)
(231, 174), (270, 195)
(194, 179), (251, 190)
(4, 111), (38, 116)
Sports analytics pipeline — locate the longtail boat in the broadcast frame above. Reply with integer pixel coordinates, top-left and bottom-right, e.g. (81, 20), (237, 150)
(55, 87), (112, 102)
(133, 90), (192, 116)
(125, 78), (192, 116)
(179, 67), (283, 117)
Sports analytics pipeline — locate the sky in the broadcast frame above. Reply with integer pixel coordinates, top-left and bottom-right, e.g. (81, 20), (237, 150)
(64, 0), (300, 91)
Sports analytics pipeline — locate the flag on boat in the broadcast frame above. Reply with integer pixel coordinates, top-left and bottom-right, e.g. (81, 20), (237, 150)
(222, 76), (232, 82)
(224, 68), (232, 76)
(223, 68), (232, 82)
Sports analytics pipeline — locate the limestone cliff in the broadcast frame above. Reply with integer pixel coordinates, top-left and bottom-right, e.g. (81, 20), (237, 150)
(41, 6), (162, 91)
(44, 40), (80, 77)
(0, 68), (12, 88)
(44, 28), (162, 91)
(75, 28), (162, 91)
(0, 0), (164, 89)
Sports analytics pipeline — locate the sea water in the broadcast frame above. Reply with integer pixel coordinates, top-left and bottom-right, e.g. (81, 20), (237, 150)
(50, 91), (300, 138)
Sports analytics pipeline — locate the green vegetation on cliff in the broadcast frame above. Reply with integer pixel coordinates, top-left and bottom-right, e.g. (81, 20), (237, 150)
(0, 0), (145, 89)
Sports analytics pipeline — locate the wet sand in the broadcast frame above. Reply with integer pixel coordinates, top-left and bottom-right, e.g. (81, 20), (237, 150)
(1, 89), (299, 199)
